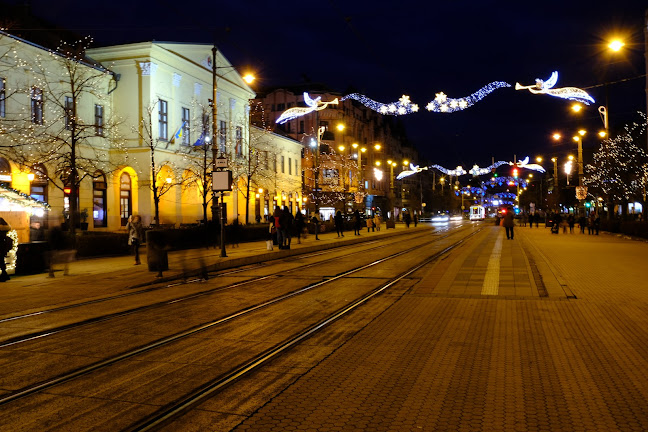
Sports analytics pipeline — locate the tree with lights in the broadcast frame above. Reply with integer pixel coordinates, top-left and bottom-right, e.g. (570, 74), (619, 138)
(135, 101), (184, 226)
(176, 106), (214, 224)
(0, 37), (123, 234)
(585, 113), (648, 217)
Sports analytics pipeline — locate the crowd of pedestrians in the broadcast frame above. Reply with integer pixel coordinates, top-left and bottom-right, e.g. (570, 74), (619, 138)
(266, 207), (390, 250)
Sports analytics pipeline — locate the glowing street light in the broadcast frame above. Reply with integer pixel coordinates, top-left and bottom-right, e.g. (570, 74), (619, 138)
(608, 39), (625, 52)
(242, 73), (255, 84)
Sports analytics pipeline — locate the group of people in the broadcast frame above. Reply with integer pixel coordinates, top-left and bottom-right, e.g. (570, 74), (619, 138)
(268, 206), (307, 250)
(551, 212), (600, 235)
(519, 213), (542, 228)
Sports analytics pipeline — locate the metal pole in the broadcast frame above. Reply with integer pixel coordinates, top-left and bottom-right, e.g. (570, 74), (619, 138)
(314, 110), (320, 216)
(211, 45), (226, 257)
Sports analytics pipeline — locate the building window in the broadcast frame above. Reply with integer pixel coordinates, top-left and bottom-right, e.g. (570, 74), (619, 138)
(181, 107), (190, 145)
(0, 78), (5, 118)
(64, 96), (73, 130)
(289, 157), (292, 175)
(299, 121), (304, 134)
(277, 103), (285, 111)
(0, 157), (11, 188)
(281, 155), (285, 174)
(30, 164), (48, 203)
(295, 159), (298, 176)
(285, 122), (291, 133)
(219, 120), (227, 154)
(235, 126), (243, 156)
(120, 172), (132, 226)
(31, 87), (43, 124)
(95, 104), (104, 136)
(93, 172), (107, 228)
(158, 99), (168, 140)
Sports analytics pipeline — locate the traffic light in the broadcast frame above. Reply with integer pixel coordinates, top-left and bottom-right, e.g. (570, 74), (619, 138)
(512, 168), (519, 178)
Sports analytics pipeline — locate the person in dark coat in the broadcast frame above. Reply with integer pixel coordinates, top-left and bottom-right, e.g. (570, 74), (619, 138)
(294, 210), (305, 243)
(502, 207), (515, 240)
(0, 218), (12, 281)
(279, 206), (294, 249)
(353, 210), (362, 235)
(334, 210), (344, 237)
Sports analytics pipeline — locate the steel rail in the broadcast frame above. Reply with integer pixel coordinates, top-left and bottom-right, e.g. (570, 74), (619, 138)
(0, 226), (478, 408)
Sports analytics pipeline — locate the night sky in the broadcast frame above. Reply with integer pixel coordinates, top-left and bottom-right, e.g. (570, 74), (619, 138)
(9, 0), (648, 168)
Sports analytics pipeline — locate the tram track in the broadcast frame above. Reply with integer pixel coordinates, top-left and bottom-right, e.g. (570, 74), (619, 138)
(0, 225), (481, 417)
(0, 227), (467, 348)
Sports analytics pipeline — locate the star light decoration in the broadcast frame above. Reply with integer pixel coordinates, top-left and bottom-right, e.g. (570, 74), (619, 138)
(341, 93), (419, 116)
(425, 82), (511, 113)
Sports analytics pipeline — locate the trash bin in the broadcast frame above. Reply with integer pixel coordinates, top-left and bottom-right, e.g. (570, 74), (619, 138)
(146, 230), (168, 273)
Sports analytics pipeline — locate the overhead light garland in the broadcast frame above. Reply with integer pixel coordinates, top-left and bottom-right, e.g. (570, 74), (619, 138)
(275, 71), (591, 123)
(425, 81), (511, 113)
(341, 93), (419, 116)
(276, 92), (339, 124)
(398, 156), (545, 180)
(515, 71), (595, 105)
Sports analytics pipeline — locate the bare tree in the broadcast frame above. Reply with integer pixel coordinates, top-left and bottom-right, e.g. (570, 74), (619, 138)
(134, 100), (186, 226)
(176, 106), (213, 223)
(1, 38), (123, 233)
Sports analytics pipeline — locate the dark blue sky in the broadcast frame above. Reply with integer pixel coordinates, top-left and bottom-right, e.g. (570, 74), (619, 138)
(18, 0), (648, 167)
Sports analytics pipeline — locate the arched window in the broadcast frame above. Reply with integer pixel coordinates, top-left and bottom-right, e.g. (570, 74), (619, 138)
(0, 157), (11, 188)
(119, 172), (132, 226)
(93, 171), (107, 228)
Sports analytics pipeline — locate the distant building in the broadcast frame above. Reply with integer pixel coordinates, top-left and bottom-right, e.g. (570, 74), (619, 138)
(252, 86), (423, 219)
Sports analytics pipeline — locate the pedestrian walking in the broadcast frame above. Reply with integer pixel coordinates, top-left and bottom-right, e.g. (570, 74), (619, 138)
(311, 214), (320, 240)
(126, 214), (144, 264)
(294, 210), (305, 243)
(266, 218), (276, 251)
(280, 206), (293, 249)
(353, 209), (362, 235)
(502, 207), (515, 240)
(578, 215), (587, 234)
(334, 210), (344, 237)
(273, 206), (283, 246)
(529, 213), (533, 228)
(594, 214), (600, 235)
(568, 214), (575, 234)
(0, 218), (13, 281)
(366, 215), (374, 232)
(414, 214), (418, 227)
(522, 213), (528, 227)
(588, 213), (595, 235)
(404, 212), (412, 228)
(47, 220), (74, 277)
(373, 214), (381, 231)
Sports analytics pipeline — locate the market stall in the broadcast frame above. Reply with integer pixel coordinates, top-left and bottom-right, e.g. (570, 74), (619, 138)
(0, 185), (50, 273)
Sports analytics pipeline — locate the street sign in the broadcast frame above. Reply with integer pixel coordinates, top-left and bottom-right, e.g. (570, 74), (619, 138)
(215, 157), (228, 168)
(212, 170), (232, 191)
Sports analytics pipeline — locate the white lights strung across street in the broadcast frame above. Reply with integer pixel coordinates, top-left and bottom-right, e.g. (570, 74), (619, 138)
(424, 81), (511, 113)
(341, 93), (420, 116)
(515, 71), (595, 105)
(276, 92), (339, 124)
(396, 164), (428, 180)
(274, 71), (593, 123)
(398, 156), (546, 180)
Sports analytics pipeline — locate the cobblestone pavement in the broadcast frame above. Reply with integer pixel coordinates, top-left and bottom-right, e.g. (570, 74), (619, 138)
(233, 224), (648, 432)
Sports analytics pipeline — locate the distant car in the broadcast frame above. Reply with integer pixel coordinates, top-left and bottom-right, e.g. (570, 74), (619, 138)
(449, 215), (463, 221)
(431, 214), (450, 223)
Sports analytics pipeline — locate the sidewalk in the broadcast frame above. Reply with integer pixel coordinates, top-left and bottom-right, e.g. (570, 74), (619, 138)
(232, 222), (648, 431)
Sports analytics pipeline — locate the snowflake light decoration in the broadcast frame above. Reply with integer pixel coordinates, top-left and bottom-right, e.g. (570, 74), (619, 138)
(425, 82), (511, 113)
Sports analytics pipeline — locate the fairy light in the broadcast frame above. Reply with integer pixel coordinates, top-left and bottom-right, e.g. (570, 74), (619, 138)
(342, 93), (419, 116)
(515, 71), (595, 105)
(425, 82), (511, 113)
